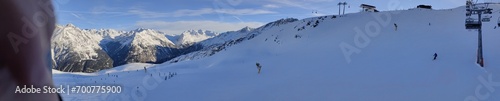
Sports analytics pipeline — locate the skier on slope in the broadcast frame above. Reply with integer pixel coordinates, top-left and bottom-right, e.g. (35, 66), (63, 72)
(256, 63), (262, 74)
(394, 23), (398, 31)
(433, 53), (438, 60)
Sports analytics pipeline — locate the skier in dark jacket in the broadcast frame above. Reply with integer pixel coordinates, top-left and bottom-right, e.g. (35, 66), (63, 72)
(256, 63), (262, 74)
(394, 23), (398, 31)
(433, 53), (438, 60)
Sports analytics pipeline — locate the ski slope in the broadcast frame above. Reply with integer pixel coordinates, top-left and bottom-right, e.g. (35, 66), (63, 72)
(53, 5), (500, 101)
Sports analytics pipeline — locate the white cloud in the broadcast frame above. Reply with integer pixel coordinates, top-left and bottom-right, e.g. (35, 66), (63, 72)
(70, 13), (84, 19)
(135, 20), (264, 35)
(213, 8), (276, 15)
(90, 6), (120, 15)
(172, 8), (214, 17)
(128, 8), (277, 18)
(61, 7), (276, 19)
(128, 9), (169, 18)
(263, 4), (280, 8)
(267, 0), (335, 9)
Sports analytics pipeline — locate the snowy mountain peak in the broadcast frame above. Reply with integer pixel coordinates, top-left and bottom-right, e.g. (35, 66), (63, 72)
(238, 26), (254, 33)
(57, 23), (80, 30)
(117, 28), (175, 47)
(65, 23), (76, 28)
(262, 18), (299, 28)
(176, 29), (219, 46)
(182, 29), (217, 36)
(51, 24), (114, 72)
(133, 28), (153, 32)
(53, 24), (103, 51)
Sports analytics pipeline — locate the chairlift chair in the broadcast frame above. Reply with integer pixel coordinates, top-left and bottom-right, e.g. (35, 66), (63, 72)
(482, 15), (491, 22)
(466, 18), (481, 29)
(485, 9), (493, 14)
(482, 18), (490, 22)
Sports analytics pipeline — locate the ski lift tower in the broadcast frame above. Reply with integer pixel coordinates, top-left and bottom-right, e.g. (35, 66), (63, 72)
(465, 0), (493, 67)
(338, 2), (342, 15)
(337, 2), (347, 15)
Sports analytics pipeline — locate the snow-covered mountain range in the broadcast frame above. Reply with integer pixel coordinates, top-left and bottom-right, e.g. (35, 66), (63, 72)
(53, 4), (500, 101)
(168, 18), (298, 63)
(51, 25), (222, 72)
(51, 24), (115, 72)
(175, 29), (219, 47)
(50, 20), (297, 72)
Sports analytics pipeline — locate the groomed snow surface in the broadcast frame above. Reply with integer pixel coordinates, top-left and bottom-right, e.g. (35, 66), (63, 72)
(54, 5), (500, 101)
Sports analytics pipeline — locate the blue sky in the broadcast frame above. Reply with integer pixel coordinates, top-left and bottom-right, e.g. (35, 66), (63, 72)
(53, 0), (471, 35)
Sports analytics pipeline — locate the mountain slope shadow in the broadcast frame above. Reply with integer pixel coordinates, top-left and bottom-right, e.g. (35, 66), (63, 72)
(100, 37), (132, 67)
(155, 43), (204, 63)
